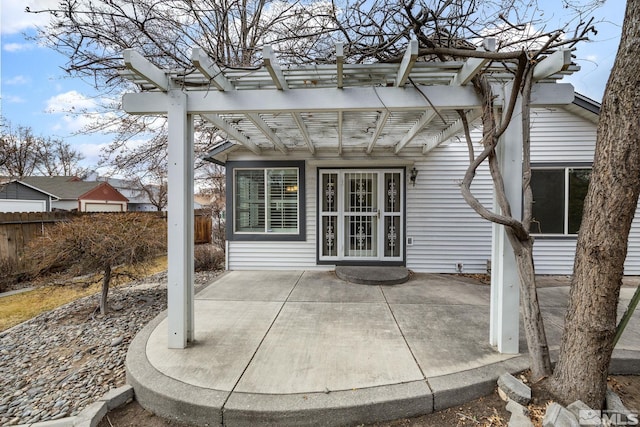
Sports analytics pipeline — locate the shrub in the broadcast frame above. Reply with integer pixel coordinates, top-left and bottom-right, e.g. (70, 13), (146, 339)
(194, 244), (225, 272)
(25, 212), (167, 314)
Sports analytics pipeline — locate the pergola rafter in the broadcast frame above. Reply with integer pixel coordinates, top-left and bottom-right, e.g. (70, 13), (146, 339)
(121, 42), (577, 159)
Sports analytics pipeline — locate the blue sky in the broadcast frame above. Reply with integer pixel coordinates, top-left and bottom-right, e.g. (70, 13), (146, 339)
(0, 0), (627, 169)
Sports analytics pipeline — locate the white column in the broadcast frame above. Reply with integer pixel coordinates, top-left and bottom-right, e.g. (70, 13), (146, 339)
(167, 89), (195, 348)
(489, 84), (522, 354)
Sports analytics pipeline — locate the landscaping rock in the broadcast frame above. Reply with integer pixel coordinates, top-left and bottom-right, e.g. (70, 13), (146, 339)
(506, 399), (533, 427)
(606, 388), (630, 414)
(498, 373), (532, 406)
(543, 402), (580, 427)
(0, 270), (219, 426)
(566, 400), (594, 421)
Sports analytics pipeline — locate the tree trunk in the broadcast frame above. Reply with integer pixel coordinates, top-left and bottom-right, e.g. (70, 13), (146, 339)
(551, 0), (640, 408)
(100, 264), (112, 315)
(506, 232), (552, 379)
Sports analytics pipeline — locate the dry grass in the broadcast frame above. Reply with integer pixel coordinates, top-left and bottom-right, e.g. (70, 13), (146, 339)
(0, 256), (167, 332)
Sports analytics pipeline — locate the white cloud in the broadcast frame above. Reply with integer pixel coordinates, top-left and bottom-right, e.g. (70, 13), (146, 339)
(3, 42), (35, 52)
(2, 95), (26, 103)
(45, 90), (122, 133)
(0, 0), (59, 35)
(4, 75), (29, 85)
(45, 90), (98, 113)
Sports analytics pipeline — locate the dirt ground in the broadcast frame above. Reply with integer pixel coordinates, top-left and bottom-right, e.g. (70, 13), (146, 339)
(97, 375), (640, 427)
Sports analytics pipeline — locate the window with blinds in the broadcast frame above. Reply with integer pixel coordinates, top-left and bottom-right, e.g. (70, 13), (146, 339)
(235, 168), (299, 234)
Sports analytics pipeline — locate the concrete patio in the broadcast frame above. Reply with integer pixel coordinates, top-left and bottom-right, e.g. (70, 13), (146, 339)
(126, 271), (640, 426)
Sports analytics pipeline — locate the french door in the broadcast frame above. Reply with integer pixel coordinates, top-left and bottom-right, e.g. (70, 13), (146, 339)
(319, 169), (403, 262)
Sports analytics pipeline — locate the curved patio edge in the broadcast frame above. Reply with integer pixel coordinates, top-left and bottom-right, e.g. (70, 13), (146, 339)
(126, 311), (229, 426)
(125, 312), (529, 427)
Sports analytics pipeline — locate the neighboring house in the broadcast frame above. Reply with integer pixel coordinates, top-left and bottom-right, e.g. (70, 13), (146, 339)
(19, 176), (128, 212)
(84, 173), (161, 212)
(0, 180), (59, 212)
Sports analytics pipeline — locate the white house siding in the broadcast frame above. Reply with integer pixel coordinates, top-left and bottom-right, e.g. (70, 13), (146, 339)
(225, 105), (640, 275)
(529, 107), (640, 275)
(406, 138), (493, 274)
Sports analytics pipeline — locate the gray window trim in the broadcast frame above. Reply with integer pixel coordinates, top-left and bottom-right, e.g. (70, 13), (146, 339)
(226, 160), (306, 242)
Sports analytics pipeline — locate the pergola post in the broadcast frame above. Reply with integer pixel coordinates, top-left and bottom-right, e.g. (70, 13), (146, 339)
(489, 84), (522, 354)
(167, 89), (195, 348)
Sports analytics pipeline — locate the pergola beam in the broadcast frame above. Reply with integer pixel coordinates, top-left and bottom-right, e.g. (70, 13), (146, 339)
(422, 109), (482, 154)
(191, 47), (234, 91)
(292, 113), (315, 154)
(450, 39), (495, 87)
(263, 46), (287, 90)
(246, 113), (288, 154)
(395, 110), (437, 153)
(201, 113), (261, 155)
(263, 45), (315, 154)
(367, 111), (391, 154)
(336, 43), (344, 89)
(533, 49), (572, 81)
(337, 111), (343, 155)
(123, 84), (573, 115)
(123, 49), (169, 91)
(396, 40), (418, 87)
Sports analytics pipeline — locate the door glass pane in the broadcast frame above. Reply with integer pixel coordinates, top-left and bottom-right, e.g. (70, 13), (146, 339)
(345, 215), (377, 257)
(322, 216), (337, 256)
(345, 172), (377, 212)
(568, 168), (591, 234)
(235, 170), (265, 232)
(322, 173), (338, 212)
(385, 173), (401, 213)
(531, 169), (564, 234)
(384, 216), (400, 257)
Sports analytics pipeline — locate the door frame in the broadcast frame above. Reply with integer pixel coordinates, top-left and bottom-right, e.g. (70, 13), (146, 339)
(317, 167), (406, 266)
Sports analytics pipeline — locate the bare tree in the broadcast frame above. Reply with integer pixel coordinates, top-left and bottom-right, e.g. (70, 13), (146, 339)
(550, 0), (640, 408)
(0, 119), (87, 178)
(196, 163), (226, 250)
(27, 213), (167, 315)
(0, 120), (40, 178)
(35, 137), (87, 177)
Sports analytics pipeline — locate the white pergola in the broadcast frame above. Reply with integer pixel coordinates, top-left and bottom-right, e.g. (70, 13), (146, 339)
(120, 40), (576, 352)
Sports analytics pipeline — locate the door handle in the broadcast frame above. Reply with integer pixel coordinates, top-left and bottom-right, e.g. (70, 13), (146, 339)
(377, 209), (380, 219)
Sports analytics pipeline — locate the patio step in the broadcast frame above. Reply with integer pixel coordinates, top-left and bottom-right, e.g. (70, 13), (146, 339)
(335, 266), (410, 285)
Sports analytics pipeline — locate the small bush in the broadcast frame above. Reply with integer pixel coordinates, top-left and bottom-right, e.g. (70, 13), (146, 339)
(0, 258), (19, 293)
(194, 244), (224, 271)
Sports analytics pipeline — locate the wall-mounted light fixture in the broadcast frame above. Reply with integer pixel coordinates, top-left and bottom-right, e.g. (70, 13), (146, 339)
(410, 167), (418, 187)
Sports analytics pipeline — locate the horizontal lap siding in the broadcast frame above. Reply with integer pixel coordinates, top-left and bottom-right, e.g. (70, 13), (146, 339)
(228, 163), (321, 270)
(406, 138), (493, 273)
(530, 107), (640, 275)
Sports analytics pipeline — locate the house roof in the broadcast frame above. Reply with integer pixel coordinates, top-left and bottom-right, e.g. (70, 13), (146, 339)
(19, 176), (126, 201)
(121, 41), (580, 161)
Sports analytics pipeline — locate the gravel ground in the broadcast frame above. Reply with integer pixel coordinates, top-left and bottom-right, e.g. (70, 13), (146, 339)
(0, 270), (220, 426)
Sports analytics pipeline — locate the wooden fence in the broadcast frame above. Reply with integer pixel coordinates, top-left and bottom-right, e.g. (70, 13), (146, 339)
(0, 210), (212, 262)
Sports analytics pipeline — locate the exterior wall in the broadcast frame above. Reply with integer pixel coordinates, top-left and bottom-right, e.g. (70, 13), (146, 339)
(529, 107), (640, 275)
(224, 106), (640, 275)
(0, 182), (51, 211)
(51, 200), (79, 211)
(405, 139), (492, 274)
